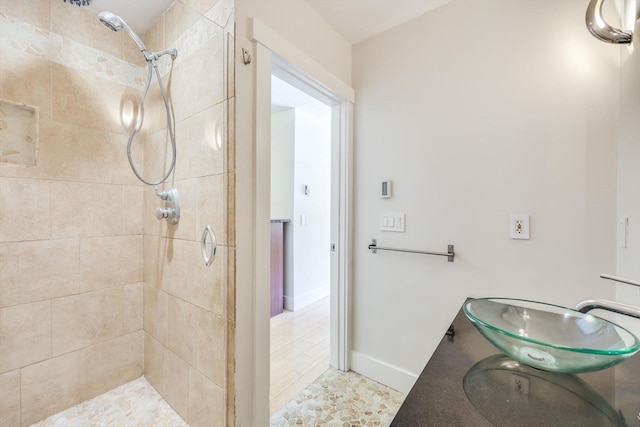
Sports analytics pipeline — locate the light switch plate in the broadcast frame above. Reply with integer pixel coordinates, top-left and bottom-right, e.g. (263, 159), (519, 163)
(380, 212), (405, 232)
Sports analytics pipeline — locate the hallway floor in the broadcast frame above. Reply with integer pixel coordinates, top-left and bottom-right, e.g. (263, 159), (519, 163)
(270, 297), (331, 413)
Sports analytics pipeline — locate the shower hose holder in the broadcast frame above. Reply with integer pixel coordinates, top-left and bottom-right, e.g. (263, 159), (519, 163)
(155, 187), (180, 225)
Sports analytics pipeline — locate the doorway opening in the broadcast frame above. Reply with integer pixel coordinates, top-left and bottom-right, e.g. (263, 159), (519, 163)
(269, 75), (333, 413)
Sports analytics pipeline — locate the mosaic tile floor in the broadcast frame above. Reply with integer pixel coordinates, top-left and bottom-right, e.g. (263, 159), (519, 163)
(30, 369), (404, 426)
(270, 368), (406, 427)
(29, 376), (188, 427)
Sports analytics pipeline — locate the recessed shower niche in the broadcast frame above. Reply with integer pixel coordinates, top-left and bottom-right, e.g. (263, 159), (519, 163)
(0, 99), (38, 167)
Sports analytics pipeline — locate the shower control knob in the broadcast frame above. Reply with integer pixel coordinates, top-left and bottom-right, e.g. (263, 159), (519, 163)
(156, 208), (170, 220)
(155, 188), (170, 200)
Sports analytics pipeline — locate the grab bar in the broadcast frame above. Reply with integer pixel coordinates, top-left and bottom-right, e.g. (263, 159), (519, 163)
(368, 239), (454, 262)
(600, 274), (640, 288)
(201, 225), (217, 266)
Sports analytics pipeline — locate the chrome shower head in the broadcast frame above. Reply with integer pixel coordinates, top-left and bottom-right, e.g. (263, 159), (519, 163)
(98, 11), (148, 52)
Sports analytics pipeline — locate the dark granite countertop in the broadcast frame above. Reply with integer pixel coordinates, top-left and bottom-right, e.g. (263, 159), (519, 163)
(391, 302), (640, 426)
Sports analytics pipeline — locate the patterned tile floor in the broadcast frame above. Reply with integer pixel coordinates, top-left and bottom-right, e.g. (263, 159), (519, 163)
(30, 376), (188, 427)
(30, 369), (405, 427)
(270, 368), (406, 427)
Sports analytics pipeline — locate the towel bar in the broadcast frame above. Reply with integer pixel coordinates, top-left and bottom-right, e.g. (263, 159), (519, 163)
(368, 239), (454, 262)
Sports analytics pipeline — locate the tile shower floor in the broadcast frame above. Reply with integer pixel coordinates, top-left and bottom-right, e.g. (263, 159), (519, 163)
(30, 369), (404, 427)
(29, 376), (188, 427)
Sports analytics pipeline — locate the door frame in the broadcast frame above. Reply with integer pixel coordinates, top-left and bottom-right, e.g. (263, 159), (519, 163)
(246, 16), (354, 424)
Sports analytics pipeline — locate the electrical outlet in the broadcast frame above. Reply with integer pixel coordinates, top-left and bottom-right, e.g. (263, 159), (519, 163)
(510, 215), (530, 239)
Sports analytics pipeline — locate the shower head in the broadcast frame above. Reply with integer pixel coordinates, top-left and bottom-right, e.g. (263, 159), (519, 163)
(98, 11), (148, 52)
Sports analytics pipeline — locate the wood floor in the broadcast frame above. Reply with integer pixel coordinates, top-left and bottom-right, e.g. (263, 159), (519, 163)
(269, 297), (330, 415)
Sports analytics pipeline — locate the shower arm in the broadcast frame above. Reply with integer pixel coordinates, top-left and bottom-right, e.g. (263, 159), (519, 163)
(586, 0), (635, 44)
(144, 48), (178, 63)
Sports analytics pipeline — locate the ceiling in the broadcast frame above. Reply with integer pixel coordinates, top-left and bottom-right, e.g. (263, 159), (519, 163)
(306, 0), (451, 44)
(82, 0), (450, 44)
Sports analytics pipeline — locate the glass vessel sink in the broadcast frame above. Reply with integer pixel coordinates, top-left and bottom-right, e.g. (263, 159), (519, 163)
(463, 298), (640, 373)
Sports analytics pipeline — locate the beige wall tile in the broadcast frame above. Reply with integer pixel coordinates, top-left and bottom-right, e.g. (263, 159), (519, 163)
(0, 301), (51, 373)
(51, 63), (132, 134)
(164, 2), (201, 48)
(0, 47), (52, 122)
(17, 238), (80, 305)
(189, 244), (227, 317)
(124, 282), (143, 333)
(139, 16), (165, 61)
(151, 237), (225, 314)
(144, 283), (169, 345)
(21, 332), (142, 426)
(80, 235), (143, 291)
(158, 346), (189, 420)
(143, 332), (163, 390)
(52, 288), (123, 356)
(0, 243), (20, 307)
(188, 367), (225, 427)
(172, 35), (224, 123)
(141, 126), (175, 187)
(197, 174), (228, 246)
(0, 120), (137, 185)
(205, 0), (234, 29)
(123, 185), (144, 234)
(52, 0), (124, 60)
(0, 178), (50, 242)
(148, 237), (190, 302)
(143, 235), (161, 287)
(167, 296), (226, 386)
(174, 104), (226, 181)
(49, 181), (123, 239)
(0, 0), (51, 29)
(0, 369), (20, 427)
(83, 332), (143, 401)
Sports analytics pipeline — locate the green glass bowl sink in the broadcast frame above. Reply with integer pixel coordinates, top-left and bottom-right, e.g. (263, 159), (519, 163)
(463, 298), (640, 373)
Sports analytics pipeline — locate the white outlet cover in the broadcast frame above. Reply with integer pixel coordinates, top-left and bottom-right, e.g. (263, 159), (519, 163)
(510, 215), (530, 239)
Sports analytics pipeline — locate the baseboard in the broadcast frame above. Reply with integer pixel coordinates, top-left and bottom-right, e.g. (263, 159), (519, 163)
(283, 286), (330, 311)
(350, 351), (418, 394)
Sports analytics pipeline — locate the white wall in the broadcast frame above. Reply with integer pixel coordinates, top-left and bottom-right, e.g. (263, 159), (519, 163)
(290, 101), (332, 309)
(352, 0), (621, 392)
(271, 108), (295, 220)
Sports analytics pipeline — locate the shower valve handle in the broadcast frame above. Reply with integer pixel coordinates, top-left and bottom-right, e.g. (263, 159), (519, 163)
(156, 207), (171, 220)
(155, 188), (170, 200)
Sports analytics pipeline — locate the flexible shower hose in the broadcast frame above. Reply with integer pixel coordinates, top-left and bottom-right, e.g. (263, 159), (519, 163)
(126, 58), (177, 186)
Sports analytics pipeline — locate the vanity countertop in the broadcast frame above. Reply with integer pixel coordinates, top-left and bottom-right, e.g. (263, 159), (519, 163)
(391, 301), (640, 426)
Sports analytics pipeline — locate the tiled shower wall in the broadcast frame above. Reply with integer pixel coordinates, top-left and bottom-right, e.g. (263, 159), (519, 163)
(140, 1), (235, 426)
(0, 0), (235, 426)
(0, 1), (145, 425)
